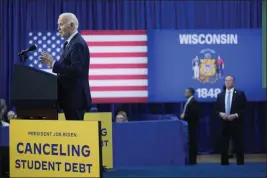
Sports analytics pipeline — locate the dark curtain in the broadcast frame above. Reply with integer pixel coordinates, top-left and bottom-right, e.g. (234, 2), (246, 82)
(0, 0), (265, 153)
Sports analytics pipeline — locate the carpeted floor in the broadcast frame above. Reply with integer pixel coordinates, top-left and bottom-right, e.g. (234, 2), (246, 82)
(197, 154), (266, 163)
(104, 163), (266, 178)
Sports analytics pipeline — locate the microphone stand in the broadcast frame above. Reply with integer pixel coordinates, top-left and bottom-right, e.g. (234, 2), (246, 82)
(18, 51), (28, 63)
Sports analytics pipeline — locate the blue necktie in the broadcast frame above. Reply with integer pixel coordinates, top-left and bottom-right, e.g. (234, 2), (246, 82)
(59, 41), (68, 63)
(63, 41), (68, 50)
(226, 91), (231, 114)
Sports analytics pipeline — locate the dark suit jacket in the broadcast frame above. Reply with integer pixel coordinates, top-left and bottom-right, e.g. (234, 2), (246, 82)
(0, 111), (8, 124)
(52, 33), (91, 109)
(184, 97), (199, 128)
(216, 89), (247, 122)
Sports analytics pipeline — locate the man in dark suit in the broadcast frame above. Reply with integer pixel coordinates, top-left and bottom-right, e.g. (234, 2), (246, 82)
(222, 86), (235, 158)
(180, 88), (199, 165)
(216, 76), (247, 165)
(40, 13), (91, 120)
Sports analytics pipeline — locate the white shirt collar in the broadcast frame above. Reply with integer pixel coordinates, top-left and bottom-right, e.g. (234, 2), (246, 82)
(187, 96), (194, 103)
(66, 31), (78, 44)
(226, 88), (234, 93)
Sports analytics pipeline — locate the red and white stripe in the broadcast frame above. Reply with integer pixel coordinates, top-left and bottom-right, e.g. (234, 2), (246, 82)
(81, 30), (148, 103)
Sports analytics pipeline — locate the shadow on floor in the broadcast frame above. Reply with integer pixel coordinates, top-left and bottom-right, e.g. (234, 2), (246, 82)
(104, 163), (266, 178)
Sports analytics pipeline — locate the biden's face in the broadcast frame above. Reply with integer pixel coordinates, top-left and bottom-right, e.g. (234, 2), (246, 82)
(57, 16), (72, 38)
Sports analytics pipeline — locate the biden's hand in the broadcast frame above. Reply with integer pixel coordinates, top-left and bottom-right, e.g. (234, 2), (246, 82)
(39, 51), (54, 68)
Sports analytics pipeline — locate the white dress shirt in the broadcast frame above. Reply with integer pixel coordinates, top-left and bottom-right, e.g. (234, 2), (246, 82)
(224, 88), (238, 118)
(183, 96), (193, 114)
(225, 88), (234, 112)
(65, 31), (78, 47)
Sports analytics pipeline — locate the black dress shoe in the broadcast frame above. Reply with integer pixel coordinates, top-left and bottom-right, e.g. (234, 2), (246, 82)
(221, 162), (229, 165)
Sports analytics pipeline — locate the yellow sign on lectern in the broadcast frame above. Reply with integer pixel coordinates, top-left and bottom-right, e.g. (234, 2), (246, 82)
(59, 112), (113, 169)
(9, 120), (102, 178)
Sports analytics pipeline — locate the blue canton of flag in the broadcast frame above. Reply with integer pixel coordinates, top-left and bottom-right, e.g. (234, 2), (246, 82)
(26, 32), (64, 71)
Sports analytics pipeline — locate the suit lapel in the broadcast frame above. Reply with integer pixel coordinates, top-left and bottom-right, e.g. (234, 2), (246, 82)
(67, 33), (79, 49)
(59, 43), (69, 62)
(184, 97), (192, 113)
(60, 33), (79, 62)
(189, 97), (195, 105)
(59, 49), (67, 63)
(222, 91), (226, 111)
(231, 89), (237, 106)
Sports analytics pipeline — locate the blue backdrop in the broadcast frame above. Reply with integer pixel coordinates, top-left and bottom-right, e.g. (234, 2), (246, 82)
(148, 29), (265, 102)
(0, 0), (265, 154)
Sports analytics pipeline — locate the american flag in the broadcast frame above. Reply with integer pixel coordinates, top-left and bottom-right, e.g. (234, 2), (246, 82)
(26, 30), (148, 103)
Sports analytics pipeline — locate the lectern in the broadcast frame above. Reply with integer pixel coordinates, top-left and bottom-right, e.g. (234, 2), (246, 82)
(11, 64), (58, 120)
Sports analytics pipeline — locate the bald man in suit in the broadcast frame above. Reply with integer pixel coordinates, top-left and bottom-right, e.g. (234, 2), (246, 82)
(216, 76), (247, 165)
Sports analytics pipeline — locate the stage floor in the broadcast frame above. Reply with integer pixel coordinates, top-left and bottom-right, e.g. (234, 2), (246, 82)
(198, 154), (266, 163)
(105, 163), (266, 178)
(104, 154), (266, 178)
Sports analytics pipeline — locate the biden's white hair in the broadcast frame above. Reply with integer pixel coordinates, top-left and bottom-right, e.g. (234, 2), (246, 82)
(59, 12), (79, 30)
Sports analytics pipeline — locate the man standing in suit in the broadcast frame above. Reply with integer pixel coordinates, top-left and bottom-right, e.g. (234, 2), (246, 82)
(222, 86), (235, 158)
(216, 76), (247, 165)
(40, 13), (91, 120)
(180, 88), (199, 165)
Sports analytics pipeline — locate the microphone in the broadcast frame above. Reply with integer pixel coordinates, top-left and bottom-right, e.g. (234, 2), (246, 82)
(18, 44), (37, 56)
